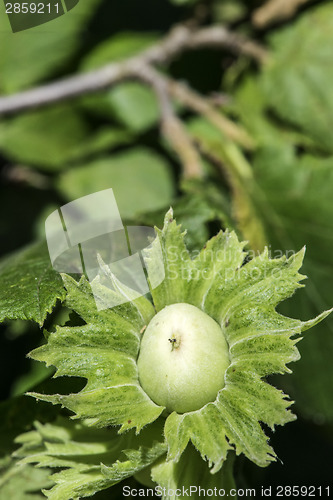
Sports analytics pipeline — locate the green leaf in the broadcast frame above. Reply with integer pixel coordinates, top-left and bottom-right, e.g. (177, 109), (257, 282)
(29, 274), (164, 432)
(0, 463), (52, 500)
(0, 0), (102, 93)
(234, 77), (294, 147)
(0, 396), (60, 499)
(135, 179), (232, 252)
(144, 211), (245, 314)
(213, 0), (246, 24)
(143, 211), (192, 312)
(186, 117), (268, 252)
(80, 32), (159, 130)
(57, 148), (175, 219)
(0, 105), (88, 171)
(104, 83), (159, 133)
(0, 242), (65, 326)
(15, 417), (166, 500)
(67, 127), (132, 164)
(11, 362), (54, 398)
(151, 445), (236, 500)
(82, 32), (158, 70)
(0, 105), (131, 172)
(262, 3), (333, 153)
(101, 426), (166, 483)
(164, 406), (232, 473)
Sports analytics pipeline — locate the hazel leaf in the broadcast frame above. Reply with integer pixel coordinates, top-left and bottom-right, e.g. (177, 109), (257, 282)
(0, 242), (65, 326)
(144, 209), (192, 311)
(143, 209), (246, 314)
(164, 406), (232, 472)
(28, 274), (163, 433)
(262, 3), (333, 153)
(15, 417), (166, 500)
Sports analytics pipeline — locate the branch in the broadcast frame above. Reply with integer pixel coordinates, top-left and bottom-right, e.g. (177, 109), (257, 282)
(166, 79), (254, 149)
(0, 24), (268, 116)
(136, 64), (203, 179)
(252, 0), (312, 28)
(183, 26), (269, 63)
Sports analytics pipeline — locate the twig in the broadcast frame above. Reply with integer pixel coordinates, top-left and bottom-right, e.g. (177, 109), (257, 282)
(136, 64), (203, 179)
(162, 114), (204, 179)
(0, 24), (268, 116)
(166, 79), (254, 149)
(1, 164), (50, 189)
(184, 26), (268, 63)
(252, 0), (312, 28)
(133, 62), (253, 151)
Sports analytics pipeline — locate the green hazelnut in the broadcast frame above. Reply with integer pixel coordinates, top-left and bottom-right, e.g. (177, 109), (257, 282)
(137, 303), (230, 413)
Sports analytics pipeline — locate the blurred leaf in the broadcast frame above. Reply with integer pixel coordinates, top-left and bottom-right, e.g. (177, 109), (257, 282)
(187, 117), (267, 252)
(0, 0), (102, 93)
(104, 83), (159, 133)
(68, 126), (132, 162)
(234, 76), (319, 151)
(0, 463), (51, 499)
(135, 179), (232, 252)
(234, 77), (287, 146)
(171, 182), (231, 251)
(213, 0), (246, 24)
(251, 142), (333, 422)
(3, 319), (33, 340)
(80, 32), (159, 130)
(0, 105), (88, 170)
(15, 417), (166, 500)
(0, 105), (131, 171)
(11, 361), (54, 397)
(0, 398), (56, 459)
(0, 396), (61, 499)
(0, 242), (65, 326)
(151, 446), (235, 500)
(57, 148), (175, 219)
(263, 3), (333, 153)
(82, 32), (158, 70)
